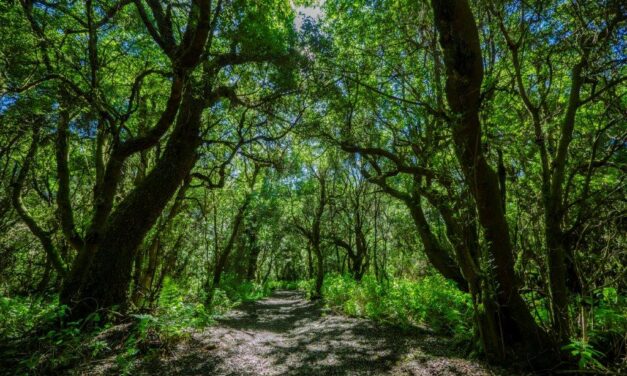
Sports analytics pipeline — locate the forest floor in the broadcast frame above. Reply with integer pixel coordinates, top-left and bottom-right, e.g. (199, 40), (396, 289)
(133, 290), (516, 375)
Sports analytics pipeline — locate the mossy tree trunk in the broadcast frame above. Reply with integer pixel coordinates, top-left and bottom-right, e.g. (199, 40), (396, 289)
(430, 0), (555, 363)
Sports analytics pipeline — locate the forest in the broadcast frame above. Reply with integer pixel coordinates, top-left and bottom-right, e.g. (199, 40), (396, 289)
(0, 0), (625, 375)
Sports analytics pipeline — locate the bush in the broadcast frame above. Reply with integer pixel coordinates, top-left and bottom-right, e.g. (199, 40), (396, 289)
(157, 277), (214, 328)
(321, 274), (473, 341)
(0, 295), (100, 374)
(0, 295), (66, 340)
(582, 287), (626, 368)
(218, 274), (273, 302)
(267, 279), (303, 291)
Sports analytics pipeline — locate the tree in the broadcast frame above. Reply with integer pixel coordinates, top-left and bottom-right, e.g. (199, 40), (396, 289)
(4, 0), (297, 317)
(1, 0), (624, 372)
(293, 164), (329, 299)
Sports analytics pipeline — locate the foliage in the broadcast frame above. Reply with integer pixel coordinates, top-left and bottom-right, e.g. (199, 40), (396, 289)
(0, 295), (66, 340)
(562, 340), (607, 372)
(0, 295), (100, 374)
(322, 274), (473, 341)
(0, 276), (281, 375)
(157, 277), (214, 328)
(585, 287), (627, 367)
(218, 273), (274, 303)
(0, 0), (625, 372)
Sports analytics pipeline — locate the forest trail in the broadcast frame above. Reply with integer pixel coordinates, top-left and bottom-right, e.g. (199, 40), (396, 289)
(145, 290), (511, 375)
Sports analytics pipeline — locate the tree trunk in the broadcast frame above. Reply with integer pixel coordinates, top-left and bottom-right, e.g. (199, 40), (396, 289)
(313, 242), (324, 298)
(36, 260), (52, 293)
(206, 167), (259, 304)
(544, 59), (586, 342)
(306, 244), (314, 279)
(353, 211), (368, 281)
(311, 176), (327, 298)
(246, 243), (261, 281)
(423, 189), (502, 359)
(134, 237), (160, 305)
(502, 26), (585, 342)
(243, 222), (261, 281)
(62, 94), (204, 317)
(206, 196), (249, 304)
(430, 0), (555, 364)
(407, 200), (467, 290)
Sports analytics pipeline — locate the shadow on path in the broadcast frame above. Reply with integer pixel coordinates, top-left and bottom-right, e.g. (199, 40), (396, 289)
(143, 290), (510, 375)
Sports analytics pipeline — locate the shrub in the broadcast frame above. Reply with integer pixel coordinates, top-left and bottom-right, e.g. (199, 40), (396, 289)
(0, 295), (66, 340)
(157, 277), (214, 328)
(562, 339), (607, 372)
(267, 279), (302, 291)
(321, 274), (473, 341)
(584, 287), (626, 367)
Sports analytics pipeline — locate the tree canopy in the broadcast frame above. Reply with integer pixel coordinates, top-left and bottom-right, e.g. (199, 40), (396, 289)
(0, 0), (625, 374)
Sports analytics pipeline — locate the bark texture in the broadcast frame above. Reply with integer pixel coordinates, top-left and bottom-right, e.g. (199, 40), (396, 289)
(63, 94), (204, 316)
(430, 0), (555, 363)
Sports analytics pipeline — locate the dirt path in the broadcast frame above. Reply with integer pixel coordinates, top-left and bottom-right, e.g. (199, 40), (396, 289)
(146, 290), (511, 375)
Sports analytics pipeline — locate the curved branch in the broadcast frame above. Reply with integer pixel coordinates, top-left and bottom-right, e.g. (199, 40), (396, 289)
(340, 142), (438, 179)
(116, 75), (185, 156)
(56, 108), (84, 251)
(12, 128), (68, 276)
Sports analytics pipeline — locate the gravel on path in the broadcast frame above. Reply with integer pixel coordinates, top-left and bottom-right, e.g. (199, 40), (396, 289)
(144, 290), (514, 375)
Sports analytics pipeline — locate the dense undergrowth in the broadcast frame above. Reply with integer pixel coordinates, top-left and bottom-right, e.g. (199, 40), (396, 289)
(0, 277), (276, 375)
(297, 274), (474, 349)
(1, 274), (625, 374)
(321, 274), (472, 341)
(299, 274), (627, 372)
